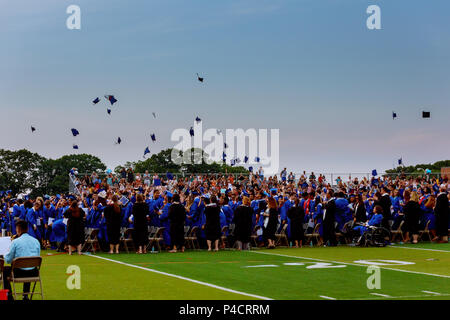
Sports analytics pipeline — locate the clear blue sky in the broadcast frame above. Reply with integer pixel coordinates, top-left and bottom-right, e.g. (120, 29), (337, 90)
(1, 0), (449, 174)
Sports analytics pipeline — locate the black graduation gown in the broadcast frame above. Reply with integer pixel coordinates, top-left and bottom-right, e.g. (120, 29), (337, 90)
(204, 204), (221, 241)
(263, 208), (278, 241)
(104, 205), (122, 245)
(287, 206), (304, 241)
(132, 202), (149, 247)
(65, 208), (85, 246)
(404, 201), (421, 235)
(354, 203), (367, 223)
(434, 193), (449, 237)
(233, 205), (253, 243)
(323, 199), (336, 245)
(380, 194), (392, 229)
(168, 202), (186, 248)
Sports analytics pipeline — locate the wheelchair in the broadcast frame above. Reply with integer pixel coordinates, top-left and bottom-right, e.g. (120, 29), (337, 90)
(351, 224), (391, 247)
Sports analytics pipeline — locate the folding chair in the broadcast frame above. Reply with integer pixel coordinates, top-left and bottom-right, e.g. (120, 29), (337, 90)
(185, 226), (200, 250)
(275, 224), (289, 246)
(82, 228), (99, 253)
(120, 228), (135, 253)
(418, 221), (431, 242)
(147, 227), (165, 252)
(220, 226), (229, 249)
(8, 257), (44, 300)
(250, 225), (261, 248)
(305, 223), (321, 246)
(0, 258), (4, 290)
(391, 220), (405, 242)
(183, 226), (190, 248)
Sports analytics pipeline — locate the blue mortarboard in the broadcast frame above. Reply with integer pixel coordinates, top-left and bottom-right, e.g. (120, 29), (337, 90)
(189, 127), (194, 137)
(56, 194), (61, 199)
(107, 108), (111, 115)
(151, 134), (156, 142)
(242, 190), (249, 197)
(196, 73), (204, 82)
(166, 172), (174, 180)
(31, 126), (36, 132)
(116, 137), (122, 145)
(143, 147), (150, 158)
(224, 143), (228, 149)
(165, 191), (173, 198)
(270, 188), (277, 194)
(244, 156), (249, 163)
(230, 159), (236, 166)
(392, 112), (397, 120)
(93, 97), (100, 104)
(195, 117), (201, 123)
(255, 157), (260, 163)
(249, 166), (253, 172)
(73, 144), (79, 150)
(372, 169), (377, 176)
(105, 95), (117, 106)
(398, 158), (402, 165)
(222, 152), (227, 162)
(71, 128), (80, 137)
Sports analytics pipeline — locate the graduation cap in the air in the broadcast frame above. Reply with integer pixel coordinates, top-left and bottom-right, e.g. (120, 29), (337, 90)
(230, 159), (236, 166)
(255, 157), (261, 163)
(143, 147), (150, 158)
(222, 152), (227, 162)
(116, 137), (122, 145)
(107, 109), (111, 115)
(392, 112), (397, 120)
(244, 156), (249, 163)
(71, 128), (80, 137)
(73, 144), (79, 150)
(104, 95), (117, 106)
(224, 143), (228, 149)
(151, 134), (156, 142)
(249, 166), (253, 172)
(398, 158), (402, 165)
(422, 111), (431, 118)
(371, 169), (377, 177)
(152, 112), (156, 118)
(195, 117), (201, 123)
(31, 126), (36, 132)
(196, 73), (204, 83)
(189, 127), (194, 137)
(93, 97), (100, 105)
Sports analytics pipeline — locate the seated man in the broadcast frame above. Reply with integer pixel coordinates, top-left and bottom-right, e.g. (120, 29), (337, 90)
(2, 219), (41, 301)
(353, 205), (383, 244)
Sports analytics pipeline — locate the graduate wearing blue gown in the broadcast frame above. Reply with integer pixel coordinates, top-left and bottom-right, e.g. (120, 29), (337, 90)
(335, 193), (350, 231)
(26, 203), (42, 241)
(158, 195), (172, 247)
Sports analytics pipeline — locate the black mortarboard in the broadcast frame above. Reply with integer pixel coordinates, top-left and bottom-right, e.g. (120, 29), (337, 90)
(107, 109), (111, 115)
(71, 128), (80, 137)
(422, 111), (431, 118)
(151, 134), (156, 142)
(31, 126), (36, 132)
(73, 144), (79, 150)
(105, 95), (117, 106)
(196, 73), (204, 83)
(392, 112), (397, 120)
(143, 147), (150, 158)
(196, 117), (201, 123)
(189, 127), (194, 137)
(93, 97), (100, 104)
(224, 143), (228, 149)
(116, 137), (122, 145)
(244, 156), (249, 163)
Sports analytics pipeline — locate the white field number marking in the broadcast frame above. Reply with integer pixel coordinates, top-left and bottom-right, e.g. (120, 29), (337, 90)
(354, 260), (415, 266)
(243, 262), (346, 269)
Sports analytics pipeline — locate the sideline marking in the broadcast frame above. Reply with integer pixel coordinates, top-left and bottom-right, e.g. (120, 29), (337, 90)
(388, 245), (450, 253)
(250, 251), (450, 279)
(421, 290), (441, 295)
(85, 254), (272, 300)
(243, 264), (278, 268)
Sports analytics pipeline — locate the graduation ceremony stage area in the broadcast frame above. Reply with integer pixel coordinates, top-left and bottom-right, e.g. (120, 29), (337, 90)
(40, 243), (450, 300)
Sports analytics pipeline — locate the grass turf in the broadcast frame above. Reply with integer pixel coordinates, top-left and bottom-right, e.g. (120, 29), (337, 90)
(38, 243), (450, 300)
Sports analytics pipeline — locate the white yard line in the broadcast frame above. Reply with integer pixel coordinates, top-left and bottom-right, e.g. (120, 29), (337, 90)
(249, 251), (450, 279)
(370, 293), (391, 298)
(356, 293), (450, 300)
(85, 253), (273, 300)
(421, 290), (441, 295)
(388, 245), (450, 253)
(319, 295), (337, 300)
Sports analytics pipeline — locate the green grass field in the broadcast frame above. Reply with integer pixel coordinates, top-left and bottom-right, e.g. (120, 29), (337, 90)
(38, 243), (450, 300)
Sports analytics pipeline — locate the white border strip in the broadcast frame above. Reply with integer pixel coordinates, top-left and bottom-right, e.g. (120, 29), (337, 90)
(319, 295), (336, 300)
(388, 245), (450, 253)
(249, 251), (450, 279)
(85, 254), (273, 300)
(370, 293), (391, 298)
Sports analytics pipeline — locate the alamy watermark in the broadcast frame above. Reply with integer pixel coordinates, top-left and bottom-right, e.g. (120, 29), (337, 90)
(170, 121), (280, 175)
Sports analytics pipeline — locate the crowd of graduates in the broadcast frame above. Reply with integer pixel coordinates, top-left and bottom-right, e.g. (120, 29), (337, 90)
(0, 168), (449, 254)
